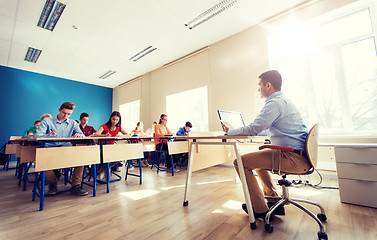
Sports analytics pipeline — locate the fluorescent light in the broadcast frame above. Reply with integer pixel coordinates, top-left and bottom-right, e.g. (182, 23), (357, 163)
(37, 0), (66, 31)
(24, 47), (42, 63)
(99, 70), (116, 79)
(129, 46), (157, 62)
(185, 0), (238, 29)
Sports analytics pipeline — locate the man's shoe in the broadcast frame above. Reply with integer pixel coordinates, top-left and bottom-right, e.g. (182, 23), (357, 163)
(267, 202), (285, 216)
(70, 185), (88, 196)
(47, 183), (58, 195)
(241, 203), (274, 222)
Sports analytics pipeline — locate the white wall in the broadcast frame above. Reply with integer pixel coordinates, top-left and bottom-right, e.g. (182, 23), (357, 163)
(113, 0), (358, 133)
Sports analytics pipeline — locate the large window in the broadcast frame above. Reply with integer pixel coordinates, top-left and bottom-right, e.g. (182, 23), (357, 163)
(119, 100), (140, 133)
(269, 0), (377, 136)
(166, 86), (209, 133)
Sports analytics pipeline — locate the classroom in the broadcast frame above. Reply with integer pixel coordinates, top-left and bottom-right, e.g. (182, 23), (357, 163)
(0, 0), (376, 239)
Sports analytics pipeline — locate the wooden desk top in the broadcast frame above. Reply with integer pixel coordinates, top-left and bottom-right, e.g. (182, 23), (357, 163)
(5, 135), (267, 144)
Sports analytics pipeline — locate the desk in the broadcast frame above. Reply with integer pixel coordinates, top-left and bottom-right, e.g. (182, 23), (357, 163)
(26, 136), (156, 210)
(182, 135), (266, 230)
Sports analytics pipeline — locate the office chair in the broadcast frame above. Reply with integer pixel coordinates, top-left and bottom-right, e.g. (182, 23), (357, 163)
(259, 124), (328, 240)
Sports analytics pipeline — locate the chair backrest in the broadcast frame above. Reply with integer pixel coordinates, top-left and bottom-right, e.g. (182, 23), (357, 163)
(305, 124), (319, 174)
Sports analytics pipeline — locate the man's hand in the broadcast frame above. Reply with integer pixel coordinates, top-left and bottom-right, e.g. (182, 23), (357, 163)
(48, 131), (57, 136)
(222, 124), (229, 134)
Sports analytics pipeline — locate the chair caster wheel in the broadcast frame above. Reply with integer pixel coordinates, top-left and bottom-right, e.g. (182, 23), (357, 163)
(317, 213), (327, 222)
(317, 231), (328, 240)
(250, 222), (256, 230)
(265, 223), (273, 233)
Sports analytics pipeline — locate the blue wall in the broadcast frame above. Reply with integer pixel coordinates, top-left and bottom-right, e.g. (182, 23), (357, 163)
(0, 65), (113, 142)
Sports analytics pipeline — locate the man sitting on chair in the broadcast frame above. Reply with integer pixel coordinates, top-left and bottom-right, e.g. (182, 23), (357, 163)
(35, 102), (88, 196)
(222, 70), (310, 220)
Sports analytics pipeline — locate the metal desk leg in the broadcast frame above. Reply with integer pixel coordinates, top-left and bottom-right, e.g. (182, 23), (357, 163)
(183, 142), (194, 206)
(40, 171), (45, 211)
(233, 142), (256, 230)
(106, 163), (110, 193)
(93, 164), (97, 197)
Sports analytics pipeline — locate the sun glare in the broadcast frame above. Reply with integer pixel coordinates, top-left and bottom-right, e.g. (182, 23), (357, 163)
(119, 189), (159, 200)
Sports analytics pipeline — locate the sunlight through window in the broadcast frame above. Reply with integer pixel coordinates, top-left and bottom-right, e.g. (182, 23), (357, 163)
(269, 0), (377, 135)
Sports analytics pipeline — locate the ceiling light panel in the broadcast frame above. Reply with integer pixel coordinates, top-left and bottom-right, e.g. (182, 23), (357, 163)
(129, 46), (157, 62)
(185, 0), (238, 29)
(37, 0), (66, 31)
(99, 70), (116, 79)
(24, 47), (42, 63)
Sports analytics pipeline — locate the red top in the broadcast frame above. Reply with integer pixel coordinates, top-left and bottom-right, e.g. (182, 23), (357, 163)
(101, 124), (120, 144)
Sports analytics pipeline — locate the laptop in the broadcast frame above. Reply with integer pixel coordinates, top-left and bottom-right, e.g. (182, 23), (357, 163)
(217, 110), (246, 130)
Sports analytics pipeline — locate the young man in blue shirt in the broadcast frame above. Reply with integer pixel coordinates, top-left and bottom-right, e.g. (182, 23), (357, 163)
(35, 102), (88, 196)
(223, 70), (310, 220)
(176, 122), (192, 136)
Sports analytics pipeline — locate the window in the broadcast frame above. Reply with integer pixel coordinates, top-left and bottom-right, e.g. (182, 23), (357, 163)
(269, 0), (377, 135)
(166, 86), (209, 133)
(119, 100), (140, 133)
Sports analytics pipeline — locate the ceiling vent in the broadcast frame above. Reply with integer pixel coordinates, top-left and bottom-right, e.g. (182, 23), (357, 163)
(24, 47), (42, 63)
(185, 0), (238, 29)
(37, 0), (66, 31)
(99, 70), (116, 79)
(129, 46), (157, 62)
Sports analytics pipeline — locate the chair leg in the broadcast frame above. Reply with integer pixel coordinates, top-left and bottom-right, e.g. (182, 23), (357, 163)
(291, 198), (326, 215)
(265, 198), (287, 224)
(288, 199), (326, 234)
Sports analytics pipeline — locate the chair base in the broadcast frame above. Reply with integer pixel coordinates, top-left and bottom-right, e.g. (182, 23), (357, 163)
(265, 179), (327, 239)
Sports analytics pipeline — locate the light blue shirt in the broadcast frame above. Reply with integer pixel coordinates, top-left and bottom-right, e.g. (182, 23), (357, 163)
(35, 116), (84, 147)
(228, 91), (308, 151)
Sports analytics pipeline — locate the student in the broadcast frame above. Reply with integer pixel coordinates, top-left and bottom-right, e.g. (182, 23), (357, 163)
(131, 122), (147, 137)
(94, 111), (130, 174)
(173, 121), (192, 166)
(40, 113), (52, 121)
(79, 112), (96, 136)
(176, 121), (192, 136)
(35, 102), (88, 196)
(25, 120), (41, 136)
(131, 122), (149, 167)
(223, 70), (309, 220)
(154, 114), (175, 169)
(24, 113), (52, 136)
(145, 121), (157, 136)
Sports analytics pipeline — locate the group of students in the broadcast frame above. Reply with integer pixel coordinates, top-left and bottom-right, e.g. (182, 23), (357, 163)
(27, 102), (192, 196)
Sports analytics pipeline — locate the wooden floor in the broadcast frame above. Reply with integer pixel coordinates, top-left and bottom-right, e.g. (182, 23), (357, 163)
(0, 163), (376, 240)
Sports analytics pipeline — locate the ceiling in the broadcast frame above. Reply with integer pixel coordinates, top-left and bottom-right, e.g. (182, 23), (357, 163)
(0, 0), (306, 88)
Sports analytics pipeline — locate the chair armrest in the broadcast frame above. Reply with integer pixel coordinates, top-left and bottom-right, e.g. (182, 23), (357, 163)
(259, 145), (294, 151)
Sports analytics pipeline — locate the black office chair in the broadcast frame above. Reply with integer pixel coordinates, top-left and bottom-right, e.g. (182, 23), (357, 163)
(259, 124), (328, 240)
